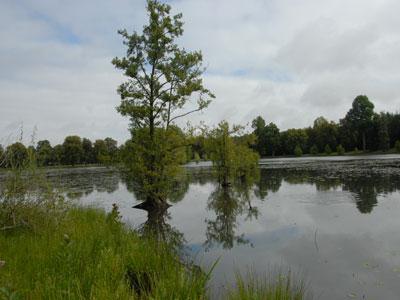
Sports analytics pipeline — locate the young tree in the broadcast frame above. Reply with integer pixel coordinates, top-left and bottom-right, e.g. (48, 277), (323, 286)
(336, 144), (345, 155)
(206, 121), (259, 187)
(112, 0), (214, 207)
(344, 95), (375, 151)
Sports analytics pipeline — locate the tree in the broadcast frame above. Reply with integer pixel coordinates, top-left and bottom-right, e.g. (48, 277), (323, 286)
(251, 116), (267, 156)
(5, 142), (28, 169)
(52, 145), (63, 165)
(62, 136), (83, 165)
(310, 144), (319, 155)
(104, 137), (118, 162)
(82, 138), (95, 164)
(324, 144), (332, 155)
(377, 114), (390, 151)
(206, 121), (259, 187)
(264, 122), (280, 156)
(0, 144), (5, 168)
(93, 139), (109, 164)
(344, 95), (375, 151)
(112, 0), (214, 207)
(36, 140), (53, 166)
(294, 145), (302, 157)
(336, 144), (345, 155)
(395, 140), (400, 153)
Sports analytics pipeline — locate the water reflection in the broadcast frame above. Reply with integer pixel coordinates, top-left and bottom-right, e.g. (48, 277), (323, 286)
(48, 167), (400, 239)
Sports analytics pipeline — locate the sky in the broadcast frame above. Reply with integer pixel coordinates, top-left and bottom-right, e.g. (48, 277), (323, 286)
(1, 0), (400, 146)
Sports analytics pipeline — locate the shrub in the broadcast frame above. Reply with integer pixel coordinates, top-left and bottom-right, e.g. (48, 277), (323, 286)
(395, 140), (400, 153)
(294, 145), (303, 157)
(324, 144), (332, 155)
(336, 144), (345, 156)
(309, 145), (319, 155)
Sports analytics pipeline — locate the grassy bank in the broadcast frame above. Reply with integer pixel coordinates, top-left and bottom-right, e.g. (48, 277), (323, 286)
(0, 206), (209, 299)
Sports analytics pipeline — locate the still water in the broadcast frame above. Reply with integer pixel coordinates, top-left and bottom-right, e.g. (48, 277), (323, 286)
(48, 158), (400, 299)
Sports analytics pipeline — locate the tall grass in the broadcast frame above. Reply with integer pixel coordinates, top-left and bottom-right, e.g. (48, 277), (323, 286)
(227, 268), (310, 300)
(0, 206), (209, 299)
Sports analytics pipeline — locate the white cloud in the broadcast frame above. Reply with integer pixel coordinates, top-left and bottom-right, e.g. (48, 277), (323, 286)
(1, 0), (400, 145)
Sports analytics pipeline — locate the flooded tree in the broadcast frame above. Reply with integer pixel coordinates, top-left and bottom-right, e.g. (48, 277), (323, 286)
(112, 0), (214, 209)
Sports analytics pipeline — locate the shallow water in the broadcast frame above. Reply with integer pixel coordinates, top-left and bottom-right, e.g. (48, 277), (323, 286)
(6, 157), (400, 299)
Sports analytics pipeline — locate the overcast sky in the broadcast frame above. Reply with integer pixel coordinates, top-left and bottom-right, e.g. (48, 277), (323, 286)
(1, 0), (400, 146)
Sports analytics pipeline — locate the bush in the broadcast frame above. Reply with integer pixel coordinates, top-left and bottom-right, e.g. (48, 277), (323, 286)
(395, 140), (400, 153)
(309, 145), (319, 155)
(324, 144), (332, 155)
(294, 145), (303, 157)
(336, 144), (345, 156)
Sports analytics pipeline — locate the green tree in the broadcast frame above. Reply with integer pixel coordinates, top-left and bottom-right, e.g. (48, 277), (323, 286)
(264, 122), (280, 156)
(5, 142), (28, 169)
(336, 144), (345, 155)
(294, 145), (302, 157)
(206, 121), (259, 187)
(344, 95), (375, 151)
(0, 144), (5, 168)
(62, 136), (83, 166)
(395, 140), (400, 153)
(377, 114), (390, 151)
(52, 145), (63, 165)
(36, 140), (53, 166)
(310, 144), (319, 155)
(112, 0), (213, 207)
(251, 116), (267, 156)
(324, 144), (332, 155)
(104, 137), (118, 162)
(94, 139), (109, 164)
(82, 138), (95, 164)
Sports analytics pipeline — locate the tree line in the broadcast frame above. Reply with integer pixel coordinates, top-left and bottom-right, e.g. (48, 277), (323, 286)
(249, 95), (400, 157)
(0, 136), (121, 168)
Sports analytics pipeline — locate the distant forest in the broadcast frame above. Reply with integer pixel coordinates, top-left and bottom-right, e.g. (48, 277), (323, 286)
(1, 95), (400, 168)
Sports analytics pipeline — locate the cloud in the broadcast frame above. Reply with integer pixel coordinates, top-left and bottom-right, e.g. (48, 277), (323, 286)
(1, 0), (400, 145)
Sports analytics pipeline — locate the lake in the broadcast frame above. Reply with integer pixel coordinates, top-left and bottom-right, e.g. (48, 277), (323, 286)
(20, 155), (400, 299)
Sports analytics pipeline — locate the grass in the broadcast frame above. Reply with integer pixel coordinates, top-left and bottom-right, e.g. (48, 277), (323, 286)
(0, 206), (210, 299)
(227, 269), (310, 300)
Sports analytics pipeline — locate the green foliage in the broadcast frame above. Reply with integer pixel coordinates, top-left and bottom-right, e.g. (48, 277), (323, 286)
(395, 140), (400, 153)
(324, 144), (332, 155)
(82, 138), (95, 164)
(112, 0), (213, 206)
(228, 269), (308, 300)
(336, 144), (345, 155)
(36, 140), (53, 166)
(309, 144), (318, 155)
(4, 143), (28, 169)
(0, 207), (209, 299)
(281, 129), (307, 156)
(206, 121), (259, 186)
(294, 145), (302, 157)
(344, 95), (375, 151)
(377, 114), (390, 151)
(0, 144), (4, 168)
(194, 152), (201, 163)
(62, 136), (83, 165)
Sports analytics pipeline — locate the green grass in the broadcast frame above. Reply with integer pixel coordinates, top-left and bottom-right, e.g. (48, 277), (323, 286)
(0, 206), (209, 299)
(227, 269), (310, 300)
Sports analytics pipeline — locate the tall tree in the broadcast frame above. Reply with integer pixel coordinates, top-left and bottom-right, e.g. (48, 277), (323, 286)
(112, 0), (213, 207)
(377, 114), (390, 151)
(82, 138), (95, 164)
(36, 140), (53, 166)
(251, 116), (267, 156)
(344, 95), (375, 151)
(264, 122), (280, 156)
(5, 142), (28, 169)
(62, 136), (83, 166)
